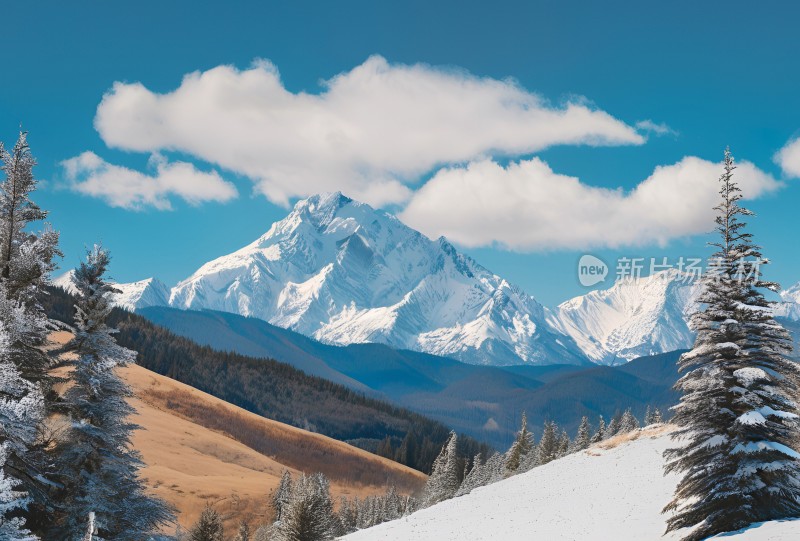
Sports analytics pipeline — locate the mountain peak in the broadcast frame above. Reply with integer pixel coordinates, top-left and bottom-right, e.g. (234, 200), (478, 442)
(169, 193), (586, 366)
(53, 271), (169, 312)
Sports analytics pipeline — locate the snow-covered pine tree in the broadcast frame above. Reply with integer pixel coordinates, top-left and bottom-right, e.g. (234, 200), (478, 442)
(273, 473), (335, 541)
(0, 288), (44, 540)
(556, 430), (570, 457)
(663, 149), (800, 541)
(605, 414), (620, 439)
(505, 412), (534, 475)
(234, 520), (251, 541)
(618, 408), (640, 434)
(272, 470), (293, 523)
(252, 524), (272, 541)
(590, 416), (606, 444)
(51, 246), (173, 540)
(0, 133), (60, 385)
(536, 421), (558, 465)
(190, 505), (224, 541)
(455, 453), (484, 497)
(0, 133), (60, 534)
(422, 431), (460, 506)
(573, 416), (591, 452)
(651, 407), (664, 424)
(336, 496), (358, 535)
(0, 441), (36, 541)
(644, 405), (654, 425)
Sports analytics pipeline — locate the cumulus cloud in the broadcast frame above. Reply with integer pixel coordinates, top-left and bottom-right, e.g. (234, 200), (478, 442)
(774, 136), (800, 177)
(399, 156), (781, 250)
(92, 56), (644, 207)
(62, 152), (238, 210)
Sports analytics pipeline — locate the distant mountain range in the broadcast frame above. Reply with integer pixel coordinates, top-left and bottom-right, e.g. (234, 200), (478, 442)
(53, 192), (800, 367)
(140, 305), (683, 448)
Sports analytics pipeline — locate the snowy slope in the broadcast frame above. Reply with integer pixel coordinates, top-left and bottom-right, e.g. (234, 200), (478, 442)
(344, 429), (800, 541)
(53, 271), (170, 312)
(547, 270), (701, 365)
(169, 192), (586, 366)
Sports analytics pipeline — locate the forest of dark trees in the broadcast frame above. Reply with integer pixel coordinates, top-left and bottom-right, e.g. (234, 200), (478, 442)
(43, 285), (492, 474)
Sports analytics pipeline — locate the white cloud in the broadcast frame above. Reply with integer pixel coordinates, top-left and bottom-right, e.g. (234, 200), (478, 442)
(635, 120), (677, 137)
(62, 152), (238, 210)
(399, 156), (781, 250)
(774, 136), (800, 177)
(93, 56), (644, 207)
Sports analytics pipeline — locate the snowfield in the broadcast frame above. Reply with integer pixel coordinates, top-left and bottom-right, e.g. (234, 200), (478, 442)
(343, 428), (800, 541)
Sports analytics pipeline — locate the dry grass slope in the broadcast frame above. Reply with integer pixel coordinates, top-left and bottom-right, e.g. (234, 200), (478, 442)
(50, 331), (426, 532)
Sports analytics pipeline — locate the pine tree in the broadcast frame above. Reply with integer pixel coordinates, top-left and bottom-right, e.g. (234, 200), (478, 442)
(273, 473), (335, 541)
(663, 149), (800, 540)
(422, 431), (460, 506)
(605, 414), (620, 439)
(651, 407), (664, 424)
(0, 286), (44, 540)
(536, 421), (558, 465)
(504, 412), (533, 475)
(556, 430), (570, 457)
(455, 453), (484, 497)
(234, 520), (251, 541)
(590, 416), (606, 444)
(644, 405), (654, 425)
(0, 441), (36, 541)
(51, 246), (173, 539)
(0, 133), (60, 383)
(272, 470), (293, 523)
(573, 416), (591, 452)
(190, 505), (224, 541)
(0, 133), (60, 534)
(252, 525), (272, 541)
(618, 408), (640, 434)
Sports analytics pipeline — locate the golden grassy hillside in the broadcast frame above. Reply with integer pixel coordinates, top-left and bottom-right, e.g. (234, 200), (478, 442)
(49, 332), (426, 532)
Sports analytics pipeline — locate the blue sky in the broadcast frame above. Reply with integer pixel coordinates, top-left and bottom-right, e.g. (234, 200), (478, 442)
(1, 0), (799, 306)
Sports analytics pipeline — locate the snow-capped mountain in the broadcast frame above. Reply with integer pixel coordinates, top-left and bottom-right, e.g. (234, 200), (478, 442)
(53, 271), (170, 312)
(169, 192), (586, 366)
(547, 270), (701, 365)
(776, 281), (800, 321)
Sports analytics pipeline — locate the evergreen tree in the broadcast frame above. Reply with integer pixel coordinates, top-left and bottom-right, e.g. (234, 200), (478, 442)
(272, 470), (293, 523)
(556, 430), (570, 457)
(605, 414), (621, 439)
(0, 133), (60, 534)
(51, 246), (173, 539)
(651, 407), (664, 424)
(0, 133), (60, 383)
(663, 150), (800, 540)
(273, 473), (335, 541)
(504, 412), (533, 475)
(0, 307), (43, 540)
(536, 421), (558, 465)
(190, 505), (224, 541)
(252, 525), (272, 541)
(234, 520), (251, 541)
(590, 416), (606, 444)
(422, 431), (460, 506)
(0, 441), (36, 541)
(618, 408), (640, 434)
(455, 453), (484, 497)
(573, 416), (591, 452)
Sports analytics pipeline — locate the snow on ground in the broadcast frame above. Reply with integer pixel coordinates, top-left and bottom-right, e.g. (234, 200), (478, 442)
(343, 428), (800, 541)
